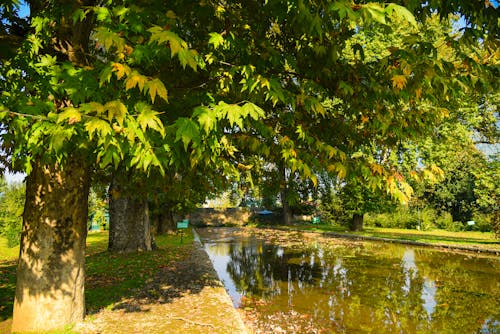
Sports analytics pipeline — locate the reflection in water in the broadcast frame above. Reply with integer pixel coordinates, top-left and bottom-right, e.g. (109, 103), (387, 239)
(201, 229), (500, 333)
(422, 278), (437, 318)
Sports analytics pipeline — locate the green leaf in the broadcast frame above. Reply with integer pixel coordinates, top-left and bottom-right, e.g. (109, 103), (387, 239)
(215, 102), (243, 128)
(72, 8), (86, 23)
(361, 3), (386, 25)
(148, 26), (187, 56)
(99, 65), (113, 86)
(339, 81), (354, 95)
(240, 102), (265, 120)
(194, 106), (217, 134)
(81, 102), (106, 116)
(105, 100), (127, 125)
(351, 151), (363, 159)
(49, 127), (72, 153)
(177, 48), (198, 71)
(175, 118), (200, 150)
(330, 1), (358, 20)
(94, 6), (111, 22)
(94, 27), (125, 52)
(385, 4), (418, 28)
(85, 118), (112, 139)
(36, 55), (57, 67)
(208, 32), (224, 49)
(136, 102), (165, 136)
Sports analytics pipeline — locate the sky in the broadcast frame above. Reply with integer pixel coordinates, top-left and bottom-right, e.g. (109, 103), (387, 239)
(5, 172), (24, 183)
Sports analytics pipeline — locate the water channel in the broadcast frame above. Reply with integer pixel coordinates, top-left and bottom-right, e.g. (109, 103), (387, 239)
(197, 228), (500, 333)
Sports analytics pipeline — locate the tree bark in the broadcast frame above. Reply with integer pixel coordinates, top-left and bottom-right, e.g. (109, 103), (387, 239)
(156, 206), (176, 234)
(281, 167), (292, 225)
(281, 190), (293, 225)
(350, 213), (364, 231)
(12, 156), (90, 332)
(108, 179), (152, 253)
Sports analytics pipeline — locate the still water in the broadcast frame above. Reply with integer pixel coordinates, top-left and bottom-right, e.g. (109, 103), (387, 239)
(198, 228), (500, 333)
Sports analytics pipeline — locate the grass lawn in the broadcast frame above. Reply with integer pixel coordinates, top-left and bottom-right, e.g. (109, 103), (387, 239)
(0, 230), (194, 330)
(0, 237), (19, 262)
(280, 224), (500, 251)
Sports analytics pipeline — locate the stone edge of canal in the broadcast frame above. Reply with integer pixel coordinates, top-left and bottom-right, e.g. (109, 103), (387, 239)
(192, 228), (249, 334)
(272, 226), (500, 256)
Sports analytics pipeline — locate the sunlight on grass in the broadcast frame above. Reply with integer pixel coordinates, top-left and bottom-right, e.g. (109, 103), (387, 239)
(85, 230), (194, 313)
(0, 229), (196, 326)
(85, 232), (110, 255)
(284, 224), (500, 250)
(0, 237), (19, 262)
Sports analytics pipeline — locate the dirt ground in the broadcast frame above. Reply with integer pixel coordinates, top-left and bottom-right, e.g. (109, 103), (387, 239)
(74, 238), (247, 334)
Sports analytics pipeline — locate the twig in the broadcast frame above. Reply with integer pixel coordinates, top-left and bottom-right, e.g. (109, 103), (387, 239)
(168, 315), (216, 328)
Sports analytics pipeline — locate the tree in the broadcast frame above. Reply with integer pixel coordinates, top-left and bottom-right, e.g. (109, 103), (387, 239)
(0, 178), (25, 247)
(0, 1), (195, 330)
(108, 171), (153, 253)
(414, 124), (499, 223)
(0, 0), (498, 331)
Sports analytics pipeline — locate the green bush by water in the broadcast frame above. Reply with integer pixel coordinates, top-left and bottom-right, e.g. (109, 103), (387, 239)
(363, 207), (480, 232)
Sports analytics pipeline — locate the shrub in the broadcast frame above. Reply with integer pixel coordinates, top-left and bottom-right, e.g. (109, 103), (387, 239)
(291, 201), (316, 216)
(434, 212), (453, 230)
(471, 213), (493, 232)
(319, 196), (347, 225)
(364, 212), (384, 227)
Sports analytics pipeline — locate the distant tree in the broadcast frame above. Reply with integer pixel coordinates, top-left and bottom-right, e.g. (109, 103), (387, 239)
(418, 124), (498, 222)
(0, 178), (25, 247)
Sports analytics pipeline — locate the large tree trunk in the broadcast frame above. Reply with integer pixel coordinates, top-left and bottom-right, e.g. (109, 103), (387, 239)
(155, 205), (176, 235)
(281, 190), (293, 225)
(10, 1), (96, 332)
(12, 157), (90, 332)
(350, 213), (364, 231)
(108, 180), (152, 253)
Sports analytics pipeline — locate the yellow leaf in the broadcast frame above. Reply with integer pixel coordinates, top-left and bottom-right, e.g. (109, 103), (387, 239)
(166, 10), (177, 19)
(415, 87), (422, 99)
(112, 62), (130, 80)
(58, 107), (81, 124)
(370, 163), (383, 175)
(146, 78), (168, 103)
(391, 75), (407, 90)
(335, 162), (347, 179)
(125, 71), (148, 92)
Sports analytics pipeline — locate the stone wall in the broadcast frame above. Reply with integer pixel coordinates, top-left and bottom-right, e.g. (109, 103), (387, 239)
(186, 208), (314, 226)
(188, 207), (253, 226)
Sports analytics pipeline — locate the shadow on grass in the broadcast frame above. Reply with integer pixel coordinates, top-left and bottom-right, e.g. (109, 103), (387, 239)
(108, 244), (221, 313)
(85, 231), (221, 315)
(1, 230), (220, 326)
(0, 260), (16, 322)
